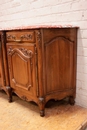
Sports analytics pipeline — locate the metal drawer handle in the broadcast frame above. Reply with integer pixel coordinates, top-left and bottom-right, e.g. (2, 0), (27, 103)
(7, 34), (22, 42)
(14, 39), (22, 42)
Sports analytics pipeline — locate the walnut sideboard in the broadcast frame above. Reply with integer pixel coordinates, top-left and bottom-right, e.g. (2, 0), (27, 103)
(0, 26), (78, 116)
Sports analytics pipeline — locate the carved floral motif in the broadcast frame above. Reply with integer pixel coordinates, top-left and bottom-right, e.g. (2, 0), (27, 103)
(7, 47), (13, 55)
(19, 48), (33, 57)
(36, 31), (41, 48)
(7, 47), (33, 58)
(20, 34), (33, 40)
(7, 34), (16, 40)
(7, 34), (33, 41)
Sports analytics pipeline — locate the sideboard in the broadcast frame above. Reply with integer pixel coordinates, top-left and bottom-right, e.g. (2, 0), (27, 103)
(0, 26), (78, 116)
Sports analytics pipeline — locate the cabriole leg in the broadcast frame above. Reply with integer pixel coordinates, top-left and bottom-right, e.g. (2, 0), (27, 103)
(38, 97), (45, 117)
(40, 110), (45, 117)
(69, 96), (75, 105)
(6, 86), (12, 102)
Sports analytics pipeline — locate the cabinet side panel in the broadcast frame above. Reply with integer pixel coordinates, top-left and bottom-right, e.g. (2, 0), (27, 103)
(45, 37), (74, 94)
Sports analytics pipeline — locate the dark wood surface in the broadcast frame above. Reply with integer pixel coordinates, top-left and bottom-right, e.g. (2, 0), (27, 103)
(0, 28), (78, 116)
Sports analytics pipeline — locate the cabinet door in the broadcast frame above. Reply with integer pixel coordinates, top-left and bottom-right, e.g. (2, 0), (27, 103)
(6, 43), (37, 96)
(44, 36), (74, 94)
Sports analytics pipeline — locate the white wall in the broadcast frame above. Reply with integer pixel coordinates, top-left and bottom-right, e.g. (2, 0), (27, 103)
(0, 0), (87, 108)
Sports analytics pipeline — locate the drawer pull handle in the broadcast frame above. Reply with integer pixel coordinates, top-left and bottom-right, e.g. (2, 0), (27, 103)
(14, 39), (21, 42)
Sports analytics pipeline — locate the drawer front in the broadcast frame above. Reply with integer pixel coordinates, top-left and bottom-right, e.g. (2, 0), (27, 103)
(6, 31), (35, 43)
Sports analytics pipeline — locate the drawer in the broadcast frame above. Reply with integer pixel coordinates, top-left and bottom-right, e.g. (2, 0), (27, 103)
(6, 31), (35, 43)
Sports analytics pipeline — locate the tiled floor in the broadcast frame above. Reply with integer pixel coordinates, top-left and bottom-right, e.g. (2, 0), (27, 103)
(0, 91), (87, 130)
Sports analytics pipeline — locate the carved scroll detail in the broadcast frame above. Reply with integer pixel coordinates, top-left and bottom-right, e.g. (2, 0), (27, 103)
(21, 96), (28, 101)
(36, 31), (41, 48)
(7, 47), (33, 58)
(7, 34), (16, 40)
(19, 48), (33, 57)
(7, 34), (33, 41)
(20, 34), (33, 40)
(7, 47), (13, 55)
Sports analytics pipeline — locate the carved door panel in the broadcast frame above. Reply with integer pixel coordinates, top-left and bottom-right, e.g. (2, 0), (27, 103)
(44, 37), (74, 94)
(6, 43), (37, 96)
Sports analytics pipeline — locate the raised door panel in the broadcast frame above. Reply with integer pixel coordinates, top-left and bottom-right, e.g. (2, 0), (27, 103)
(44, 37), (74, 94)
(6, 43), (37, 96)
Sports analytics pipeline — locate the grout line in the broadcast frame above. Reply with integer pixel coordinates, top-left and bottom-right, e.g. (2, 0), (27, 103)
(76, 118), (87, 130)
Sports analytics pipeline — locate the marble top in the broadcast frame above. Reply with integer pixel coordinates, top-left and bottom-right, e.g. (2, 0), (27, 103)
(0, 25), (79, 31)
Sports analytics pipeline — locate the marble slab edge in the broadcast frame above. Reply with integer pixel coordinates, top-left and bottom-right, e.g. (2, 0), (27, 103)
(0, 25), (79, 31)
